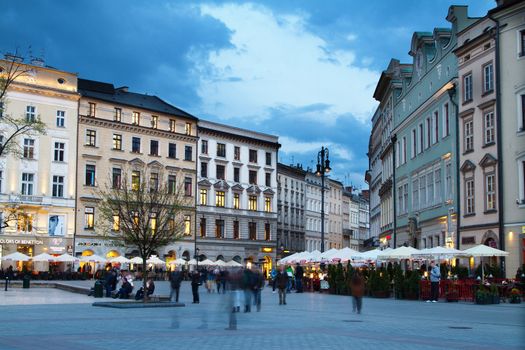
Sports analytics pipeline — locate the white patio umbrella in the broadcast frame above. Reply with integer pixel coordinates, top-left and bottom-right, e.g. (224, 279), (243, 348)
(278, 252), (301, 265)
(169, 258), (188, 265)
(320, 248), (341, 262)
(2, 252), (31, 262)
(31, 253), (56, 262)
(129, 256), (144, 264)
(225, 260), (242, 267)
(412, 246), (466, 260)
(213, 259), (227, 267)
(80, 254), (107, 263)
(55, 253), (79, 263)
(199, 259), (215, 266)
(377, 246), (420, 260)
(337, 247), (360, 262)
(187, 258), (198, 265)
(462, 244), (509, 283)
(305, 250), (323, 263)
(352, 248), (391, 261)
(110, 256), (130, 264)
(146, 255), (165, 265)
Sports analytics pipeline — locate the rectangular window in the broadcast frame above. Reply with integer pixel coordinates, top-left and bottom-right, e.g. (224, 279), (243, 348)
(151, 115), (158, 129)
(132, 111), (140, 125)
(266, 152), (272, 166)
(249, 222), (256, 240)
(184, 146), (192, 161)
(265, 197), (271, 212)
(435, 169), (441, 203)
(463, 73), (473, 102)
(433, 111), (439, 144)
(112, 134), (122, 150)
(185, 122), (192, 135)
(21, 173), (34, 195)
(403, 183), (408, 213)
(168, 143), (176, 158)
(88, 103), (96, 117)
(464, 118), (474, 152)
(184, 177), (192, 196)
(52, 175), (64, 198)
(132, 137), (141, 153)
(265, 172), (271, 187)
(17, 213), (33, 232)
(398, 185), (403, 213)
(56, 110), (65, 127)
(420, 174), (426, 209)
(411, 129), (416, 158)
(234, 146), (240, 161)
(23, 139), (35, 159)
(249, 170), (257, 185)
(150, 140), (159, 156)
(85, 207), (94, 229)
(249, 195), (257, 211)
(216, 165), (225, 180)
(150, 172), (159, 192)
(233, 220), (240, 239)
(168, 175), (176, 194)
(184, 215), (191, 236)
(131, 170), (141, 191)
(112, 168), (122, 189)
(520, 30), (525, 57)
(216, 191), (225, 207)
(170, 119), (176, 132)
(484, 111), (495, 145)
(85, 165), (96, 186)
(249, 149), (258, 163)
(465, 178), (475, 214)
(53, 142), (66, 162)
(427, 172), (434, 206)
(521, 95), (525, 131)
(200, 218), (206, 237)
(26, 105), (36, 122)
(402, 136), (407, 164)
(233, 168), (240, 183)
(412, 178), (419, 211)
(233, 193), (240, 209)
(483, 63), (494, 93)
(201, 140), (208, 154)
(446, 162), (452, 200)
(200, 162), (208, 178)
(216, 143), (226, 157)
(200, 189), (208, 205)
(215, 219), (224, 238)
(443, 103), (450, 137)
(265, 223), (271, 241)
(486, 174), (496, 211)
(113, 214), (120, 232)
(114, 108), (121, 122)
(418, 123), (423, 154)
(426, 117), (431, 149)
(86, 129), (96, 147)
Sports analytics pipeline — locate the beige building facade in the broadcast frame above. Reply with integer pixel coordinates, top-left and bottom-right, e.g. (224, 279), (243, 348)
(75, 79), (198, 262)
(0, 56), (79, 265)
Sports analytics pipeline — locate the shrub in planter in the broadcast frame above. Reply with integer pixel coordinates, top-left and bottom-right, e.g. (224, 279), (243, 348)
(368, 268), (391, 298)
(509, 288), (521, 304)
(393, 264), (404, 299)
(475, 287), (490, 304)
(404, 270), (421, 300)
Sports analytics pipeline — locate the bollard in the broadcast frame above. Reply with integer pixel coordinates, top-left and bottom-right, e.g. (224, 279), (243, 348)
(5, 277), (8, 291)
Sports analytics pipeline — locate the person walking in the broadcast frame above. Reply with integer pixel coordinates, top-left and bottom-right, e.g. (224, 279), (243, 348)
(242, 267), (254, 312)
(170, 267), (183, 303)
(295, 263), (304, 293)
(429, 262), (441, 303)
(276, 266), (289, 305)
(191, 270), (201, 304)
(252, 267), (264, 312)
(350, 271), (365, 314)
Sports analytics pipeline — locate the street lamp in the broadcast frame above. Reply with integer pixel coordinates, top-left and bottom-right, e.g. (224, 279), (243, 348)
(194, 247), (200, 270)
(316, 146), (331, 253)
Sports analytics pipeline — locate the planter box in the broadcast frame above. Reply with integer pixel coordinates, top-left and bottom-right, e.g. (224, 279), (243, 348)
(509, 296), (521, 304)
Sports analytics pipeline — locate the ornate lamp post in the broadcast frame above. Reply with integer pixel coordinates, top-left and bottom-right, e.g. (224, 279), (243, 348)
(316, 146), (331, 253)
(194, 247), (200, 270)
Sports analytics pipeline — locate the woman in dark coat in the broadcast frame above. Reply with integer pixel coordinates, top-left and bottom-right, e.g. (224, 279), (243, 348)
(191, 270), (200, 303)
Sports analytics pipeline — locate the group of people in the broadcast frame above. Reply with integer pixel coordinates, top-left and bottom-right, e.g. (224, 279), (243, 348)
(97, 268), (155, 300)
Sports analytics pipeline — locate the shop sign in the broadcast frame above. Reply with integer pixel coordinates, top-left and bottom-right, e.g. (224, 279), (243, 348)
(261, 247), (273, 253)
(0, 239), (44, 245)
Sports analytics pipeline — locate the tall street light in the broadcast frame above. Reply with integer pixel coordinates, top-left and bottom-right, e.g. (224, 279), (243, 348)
(316, 146), (331, 253)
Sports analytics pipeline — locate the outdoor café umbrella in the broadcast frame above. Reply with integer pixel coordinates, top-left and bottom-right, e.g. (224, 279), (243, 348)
(187, 258), (198, 265)
(225, 260), (242, 267)
(353, 248), (392, 262)
(199, 259), (215, 266)
(30, 253), (55, 262)
(320, 248), (341, 263)
(146, 255), (165, 265)
(55, 253), (79, 263)
(377, 246), (420, 260)
(412, 246), (466, 260)
(1, 252), (31, 262)
(109, 256), (129, 264)
(169, 258), (188, 266)
(462, 244), (509, 283)
(213, 259), (227, 267)
(80, 255), (107, 263)
(337, 247), (360, 262)
(129, 256), (144, 264)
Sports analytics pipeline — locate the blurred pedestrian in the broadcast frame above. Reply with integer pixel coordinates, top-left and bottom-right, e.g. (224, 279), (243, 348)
(276, 266), (289, 305)
(170, 267), (183, 302)
(242, 267), (255, 312)
(295, 263), (304, 293)
(350, 271), (365, 314)
(191, 270), (201, 304)
(252, 266), (264, 311)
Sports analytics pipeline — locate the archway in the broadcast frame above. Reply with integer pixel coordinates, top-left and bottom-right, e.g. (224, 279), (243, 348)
(182, 250), (190, 261)
(216, 255), (224, 261)
(233, 255), (242, 263)
(106, 250), (120, 259)
(82, 250), (94, 256)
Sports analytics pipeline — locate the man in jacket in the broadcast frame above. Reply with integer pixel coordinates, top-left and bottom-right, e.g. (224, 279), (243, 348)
(429, 262), (441, 302)
(295, 263), (304, 293)
(170, 267), (183, 302)
(276, 266), (289, 305)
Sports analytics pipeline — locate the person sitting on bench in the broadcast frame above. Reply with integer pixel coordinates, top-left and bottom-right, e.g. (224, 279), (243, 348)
(113, 277), (133, 299)
(135, 279), (155, 300)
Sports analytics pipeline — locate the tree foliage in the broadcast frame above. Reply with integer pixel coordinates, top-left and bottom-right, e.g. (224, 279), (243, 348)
(0, 53), (47, 158)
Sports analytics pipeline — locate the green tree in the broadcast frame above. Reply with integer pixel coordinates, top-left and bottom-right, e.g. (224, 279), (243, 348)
(96, 165), (192, 301)
(0, 53), (46, 158)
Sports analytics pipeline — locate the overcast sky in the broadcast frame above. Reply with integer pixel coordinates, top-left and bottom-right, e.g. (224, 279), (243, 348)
(1, 0), (494, 189)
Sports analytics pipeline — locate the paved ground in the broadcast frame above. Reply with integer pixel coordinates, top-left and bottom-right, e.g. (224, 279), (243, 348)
(1, 281), (524, 350)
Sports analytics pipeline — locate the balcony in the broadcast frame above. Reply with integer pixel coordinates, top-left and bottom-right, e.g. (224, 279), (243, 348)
(12, 195), (44, 204)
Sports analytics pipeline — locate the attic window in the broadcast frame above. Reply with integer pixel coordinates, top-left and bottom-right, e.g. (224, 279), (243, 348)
(464, 54), (470, 61)
(57, 78), (66, 84)
(484, 42), (491, 50)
